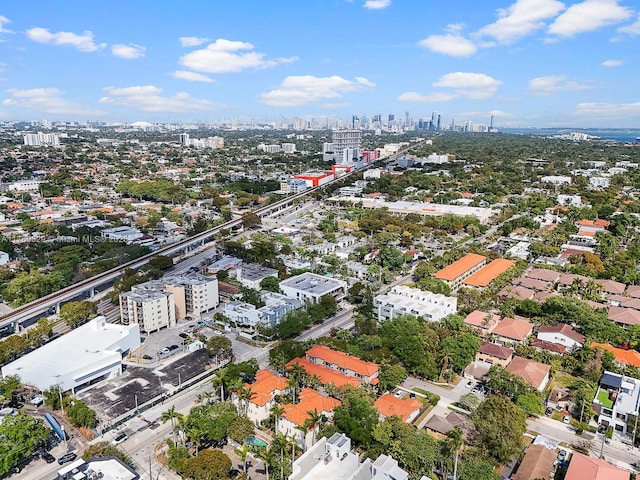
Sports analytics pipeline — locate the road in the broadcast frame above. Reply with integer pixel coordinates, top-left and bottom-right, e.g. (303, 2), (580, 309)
(402, 376), (639, 472)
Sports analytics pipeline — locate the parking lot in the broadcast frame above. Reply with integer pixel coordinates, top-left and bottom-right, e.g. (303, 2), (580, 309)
(76, 349), (212, 423)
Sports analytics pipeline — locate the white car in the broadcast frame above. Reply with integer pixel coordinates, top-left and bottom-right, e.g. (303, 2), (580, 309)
(393, 390), (404, 398)
(112, 432), (128, 445)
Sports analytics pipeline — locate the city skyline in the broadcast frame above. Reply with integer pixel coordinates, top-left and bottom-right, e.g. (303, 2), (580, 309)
(0, 0), (639, 127)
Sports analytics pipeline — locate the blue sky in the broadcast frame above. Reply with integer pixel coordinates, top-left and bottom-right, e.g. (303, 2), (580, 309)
(1, 0), (639, 127)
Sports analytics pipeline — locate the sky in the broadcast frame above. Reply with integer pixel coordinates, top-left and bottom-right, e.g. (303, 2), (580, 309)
(0, 0), (639, 127)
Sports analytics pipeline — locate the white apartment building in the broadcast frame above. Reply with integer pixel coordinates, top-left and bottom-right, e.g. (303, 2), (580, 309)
(165, 273), (219, 318)
(223, 292), (303, 330)
(120, 274), (218, 332)
(290, 433), (410, 480)
(279, 272), (347, 304)
(374, 285), (457, 322)
(594, 371), (640, 435)
(7, 179), (43, 192)
(236, 263), (279, 290)
(590, 176), (612, 189)
(282, 143), (296, 154)
(541, 175), (572, 185)
(101, 226), (144, 243)
(23, 132), (60, 146)
(258, 144), (282, 153)
(120, 283), (176, 333)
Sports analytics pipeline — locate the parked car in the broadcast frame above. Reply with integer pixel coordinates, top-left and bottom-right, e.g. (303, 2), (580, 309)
(58, 453), (77, 465)
(563, 415), (571, 424)
(42, 452), (55, 464)
(465, 381), (474, 389)
(393, 390), (404, 398)
(557, 450), (567, 462)
(545, 407), (554, 416)
(112, 432), (128, 445)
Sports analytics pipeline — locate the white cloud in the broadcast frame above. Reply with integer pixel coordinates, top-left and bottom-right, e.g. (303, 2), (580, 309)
(25, 27), (106, 52)
(2, 87), (103, 116)
(179, 38), (296, 74)
(573, 101), (640, 119)
(111, 44), (146, 59)
(260, 75), (375, 107)
(478, 0), (565, 44)
(602, 59), (623, 67)
(99, 85), (221, 112)
(364, 0), (391, 9)
(0, 15), (13, 34)
(179, 36), (210, 47)
(399, 72), (502, 103)
(548, 0), (632, 37)
(171, 70), (215, 83)
(618, 14), (640, 35)
(419, 24), (478, 57)
(528, 75), (592, 95)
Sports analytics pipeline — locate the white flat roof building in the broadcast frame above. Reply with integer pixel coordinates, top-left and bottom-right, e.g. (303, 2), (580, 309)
(327, 197), (496, 224)
(120, 284), (176, 333)
(2, 316), (140, 393)
(374, 285), (457, 322)
(290, 433), (409, 480)
(279, 272), (347, 304)
(56, 456), (139, 480)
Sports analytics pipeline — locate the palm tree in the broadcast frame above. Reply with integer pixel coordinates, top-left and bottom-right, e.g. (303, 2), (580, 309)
(256, 446), (276, 480)
(213, 366), (229, 402)
(304, 409), (323, 446)
(439, 351), (454, 380)
(287, 376), (300, 405)
(238, 385), (254, 415)
(186, 424), (205, 455)
(235, 443), (251, 474)
(271, 432), (293, 480)
(446, 427), (464, 480)
(295, 423), (308, 451)
(270, 402), (285, 434)
(195, 391), (213, 406)
(160, 406), (183, 430)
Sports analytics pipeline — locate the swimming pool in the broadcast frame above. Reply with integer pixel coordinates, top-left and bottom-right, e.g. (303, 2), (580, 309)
(245, 435), (269, 448)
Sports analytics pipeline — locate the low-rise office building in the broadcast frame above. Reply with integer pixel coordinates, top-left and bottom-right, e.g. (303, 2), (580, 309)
(279, 272), (347, 304)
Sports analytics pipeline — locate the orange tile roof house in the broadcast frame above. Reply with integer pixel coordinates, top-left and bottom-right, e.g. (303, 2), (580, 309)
(286, 357), (361, 388)
(305, 345), (379, 385)
(462, 258), (516, 288)
(241, 370), (288, 426)
(491, 317), (534, 344)
(526, 268), (561, 283)
(433, 253), (487, 293)
(506, 356), (551, 391)
(512, 445), (556, 480)
(374, 394), (422, 423)
(463, 310), (500, 335)
(591, 342), (640, 368)
(564, 452), (629, 480)
(279, 388), (341, 450)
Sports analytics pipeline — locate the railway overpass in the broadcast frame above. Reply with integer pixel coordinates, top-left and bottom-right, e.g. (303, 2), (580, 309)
(0, 141), (422, 332)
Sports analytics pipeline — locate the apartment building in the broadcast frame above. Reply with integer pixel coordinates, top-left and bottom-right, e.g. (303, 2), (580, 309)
(303, 345), (379, 386)
(120, 282), (176, 333)
(373, 285), (457, 322)
(164, 273), (219, 318)
(279, 272), (346, 304)
(433, 253), (487, 293)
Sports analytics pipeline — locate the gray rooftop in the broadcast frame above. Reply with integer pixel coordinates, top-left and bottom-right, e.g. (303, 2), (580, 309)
(280, 272), (345, 295)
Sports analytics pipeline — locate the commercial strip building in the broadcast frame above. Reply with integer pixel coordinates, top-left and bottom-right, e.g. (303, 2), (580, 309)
(120, 273), (218, 333)
(373, 285), (457, 322)
(2, 316), (140, 393)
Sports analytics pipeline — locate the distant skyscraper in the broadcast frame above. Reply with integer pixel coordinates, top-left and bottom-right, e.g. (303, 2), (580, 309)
(178, 133), (189, 145)
(437, 114), (442, 131)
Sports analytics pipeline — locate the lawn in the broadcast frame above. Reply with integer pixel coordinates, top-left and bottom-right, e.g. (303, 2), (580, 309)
(597, 390), (614, 409)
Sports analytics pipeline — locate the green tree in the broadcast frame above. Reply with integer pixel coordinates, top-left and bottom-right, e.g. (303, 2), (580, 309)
(161, 406), (184, 429)
(473, 395), (527, 462)
(227, 415), (254, 444)
(241, 212), (261, 229)
(440, 333), (481, 372)
(458, 453), (500, 480)
(377, 361), (408, 391)
(260, 276), (281, 293)
(516, 391), (543, 416)
(206, 335), (233, 360)
(334, 389), (379, 446)
(0, 411), (50, 477)
(182, 449), (232, 480)
(59, 301), (98, 328)
(82, 442), (133, 467)
(67, 400), (97, 429)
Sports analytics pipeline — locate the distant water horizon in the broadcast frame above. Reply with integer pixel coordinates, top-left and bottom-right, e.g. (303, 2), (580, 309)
(500, 128), (640, 143)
